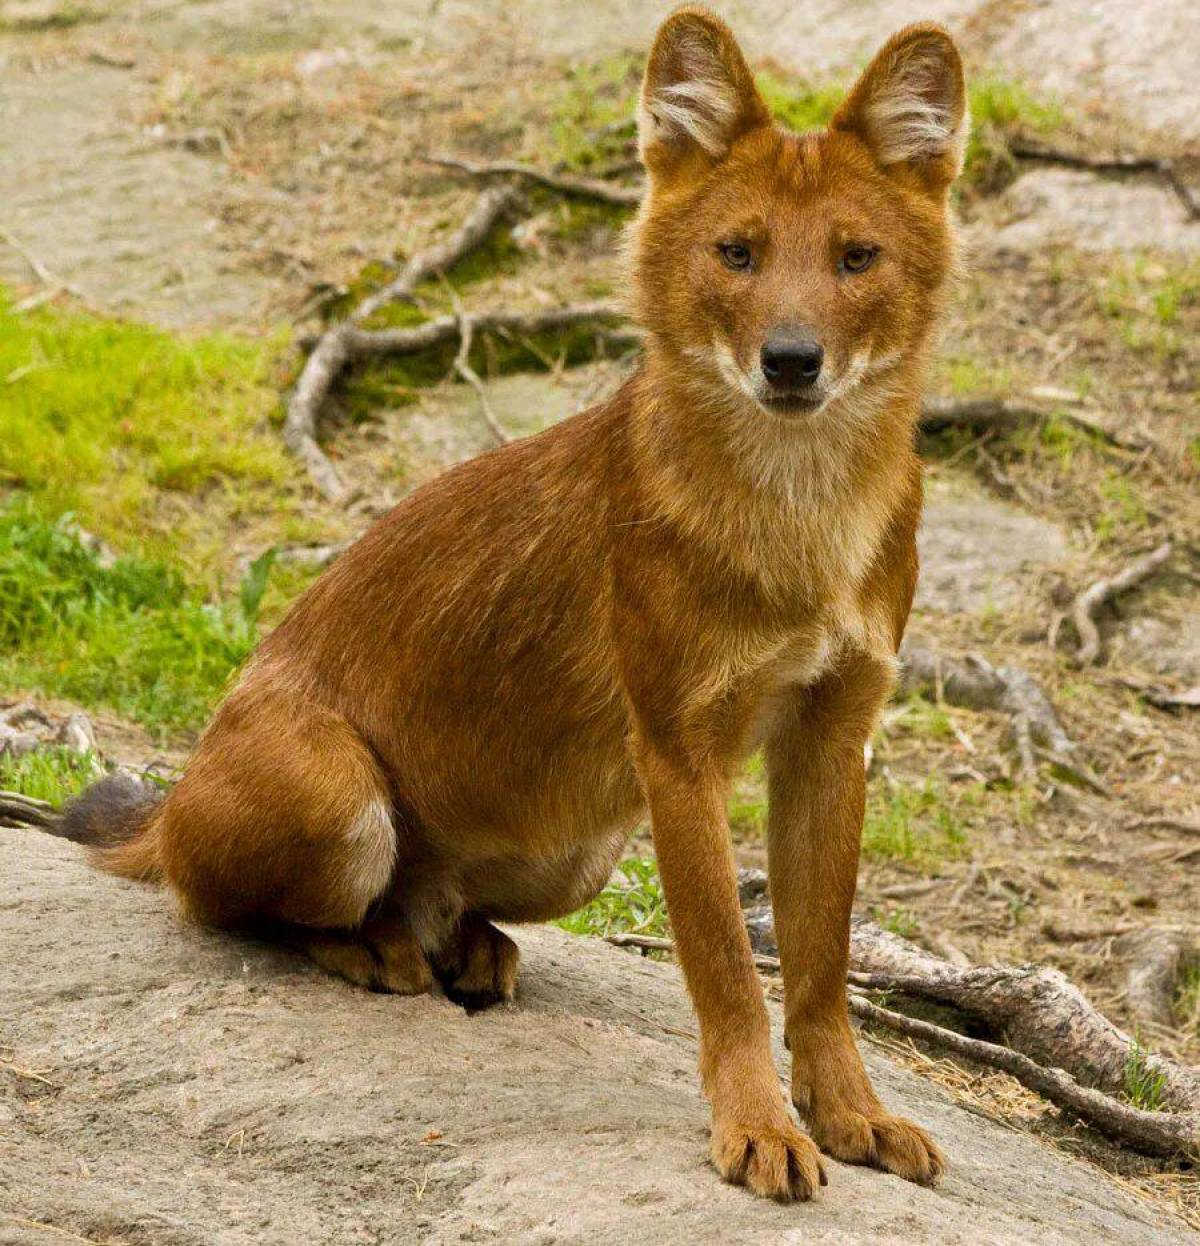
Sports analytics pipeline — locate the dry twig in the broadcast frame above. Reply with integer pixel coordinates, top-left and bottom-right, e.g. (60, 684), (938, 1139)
(1066, 540), (1173, 666)
(0, 224), (91, 310)
(447, 289), (509, 445)
(425, 153), (643, 206)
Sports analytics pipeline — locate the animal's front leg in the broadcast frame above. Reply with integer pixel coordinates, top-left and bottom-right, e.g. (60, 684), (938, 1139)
(637, 742), (825, 1202)
(766, 658), (944, 1184)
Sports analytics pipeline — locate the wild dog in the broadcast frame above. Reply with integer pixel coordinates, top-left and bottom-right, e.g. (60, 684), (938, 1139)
(64, 7), (966, 1202)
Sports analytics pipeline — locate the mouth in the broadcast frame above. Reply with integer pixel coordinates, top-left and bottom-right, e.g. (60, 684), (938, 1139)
(758, 392), (825, 419)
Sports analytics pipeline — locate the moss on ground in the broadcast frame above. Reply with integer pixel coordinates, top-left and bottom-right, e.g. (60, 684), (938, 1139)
(0, 288), (300, 586)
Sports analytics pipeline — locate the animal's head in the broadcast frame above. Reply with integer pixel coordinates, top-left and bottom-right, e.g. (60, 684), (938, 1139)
(631, 7), (966, 425)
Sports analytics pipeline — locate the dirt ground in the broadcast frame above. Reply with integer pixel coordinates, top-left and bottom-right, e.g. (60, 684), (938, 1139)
(1, 0), (1198, 1238)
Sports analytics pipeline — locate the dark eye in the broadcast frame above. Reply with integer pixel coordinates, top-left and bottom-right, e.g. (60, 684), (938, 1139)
(841, 245), (877, 274)
(718, 242), (753, 271)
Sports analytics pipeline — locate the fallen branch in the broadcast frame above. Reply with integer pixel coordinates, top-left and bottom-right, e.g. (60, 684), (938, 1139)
(425, 153), (643, 207)
(847, 992), (1199, 1159)
(1066, 540), (1173, 666)
(0, 790), (57, 831)
(283, 186), (520, 500)
(897, 642), (1094, 785)
(1010, 142), (1200, 222)
(353, 186), (520, 325)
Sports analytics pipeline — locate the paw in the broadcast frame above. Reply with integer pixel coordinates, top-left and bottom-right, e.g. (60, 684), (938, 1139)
(435, 916), (520, 1012)
(301, 929), (432, 995)
(711, 1110), (826, 1202)
(810, 1108), (944, 1186)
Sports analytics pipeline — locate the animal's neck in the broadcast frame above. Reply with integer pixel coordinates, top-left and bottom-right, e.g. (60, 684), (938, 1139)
(627, 349), (922, 600)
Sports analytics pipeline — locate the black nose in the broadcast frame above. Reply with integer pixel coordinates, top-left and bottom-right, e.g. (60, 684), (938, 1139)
(761, 335), (823, 389)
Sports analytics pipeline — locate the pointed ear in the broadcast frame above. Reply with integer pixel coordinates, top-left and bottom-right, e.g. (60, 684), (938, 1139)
(638, 7), (771, 181)
(831, 24), (967, 191)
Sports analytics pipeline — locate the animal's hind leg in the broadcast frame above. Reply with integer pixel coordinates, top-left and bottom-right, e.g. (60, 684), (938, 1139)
(158, 685), (434, 1002)
(300, 907), (433, 995)
(431, 912), (520, 1010)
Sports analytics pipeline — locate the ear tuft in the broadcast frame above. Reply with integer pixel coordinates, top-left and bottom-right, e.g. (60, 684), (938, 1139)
(639, 8), (769, 173)
(833, 25), (967, 184)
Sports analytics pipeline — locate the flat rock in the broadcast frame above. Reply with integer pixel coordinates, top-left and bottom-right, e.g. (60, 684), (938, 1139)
(981, 169), (1200, 257)
(2, 831), (1192, 1245)
(916, 473), (1071, 616)
(1111, 607), (1200, 684)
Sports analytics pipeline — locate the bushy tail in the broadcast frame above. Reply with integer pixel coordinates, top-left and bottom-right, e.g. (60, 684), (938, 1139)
(59, 774), (164, 882)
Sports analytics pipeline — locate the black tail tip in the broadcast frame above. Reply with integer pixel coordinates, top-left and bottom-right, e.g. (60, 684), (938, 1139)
(59, 773), (162, 846)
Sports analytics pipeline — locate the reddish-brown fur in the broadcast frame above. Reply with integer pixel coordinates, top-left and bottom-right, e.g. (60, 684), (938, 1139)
(73, 7), (968, 1201)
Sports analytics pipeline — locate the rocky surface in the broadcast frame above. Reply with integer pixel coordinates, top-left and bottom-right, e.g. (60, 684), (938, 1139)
(2, 830), (1194, 1245)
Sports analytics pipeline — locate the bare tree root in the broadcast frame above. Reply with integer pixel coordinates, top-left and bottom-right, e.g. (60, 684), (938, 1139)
(1010, 142), (1200, 222)
(424, 153), (643, 206)
(1119, 927), (1196, 1031)
(0, 790), (57, 831)
(283, 186), (521, 500)
(896, 642), (1102, 787)
(847, 917), (1200, 1114)
(847, 992), (1199, 1159)
(918, 395), (1149, 453)
(1063, 540), (1174, 666)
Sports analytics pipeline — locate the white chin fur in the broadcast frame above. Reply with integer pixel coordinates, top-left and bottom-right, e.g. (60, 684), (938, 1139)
(704, 342), (900, 421)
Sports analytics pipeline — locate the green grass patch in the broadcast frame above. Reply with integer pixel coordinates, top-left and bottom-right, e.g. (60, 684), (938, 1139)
(1123, 1035), (1167, 1111)
(934, 353), (1015, 399)
(1176, 961), (1200, 1034)
(891, 695), (956, 742)
(963, 75), (1065, 191)
(557, 857), (669, 939)
(0, 288), (295, 581)
(863, 779), (968, 868)
(0, 745), (98, 805)
(1094, 256), (1200, 362)
(0, 504), (273, 738)
(871, 906), (919, 940)
(541, 53), (642, 171)
(728, 750), (767, 841)
(755, 69), (844, 133)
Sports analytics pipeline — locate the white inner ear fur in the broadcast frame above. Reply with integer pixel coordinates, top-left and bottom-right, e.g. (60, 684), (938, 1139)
(640, 34), (740, 157)
(864, 47), (967, 170)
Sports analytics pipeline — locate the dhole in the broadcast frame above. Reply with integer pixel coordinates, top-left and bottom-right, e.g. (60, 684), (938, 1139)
(65, 7), (967, 1202)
